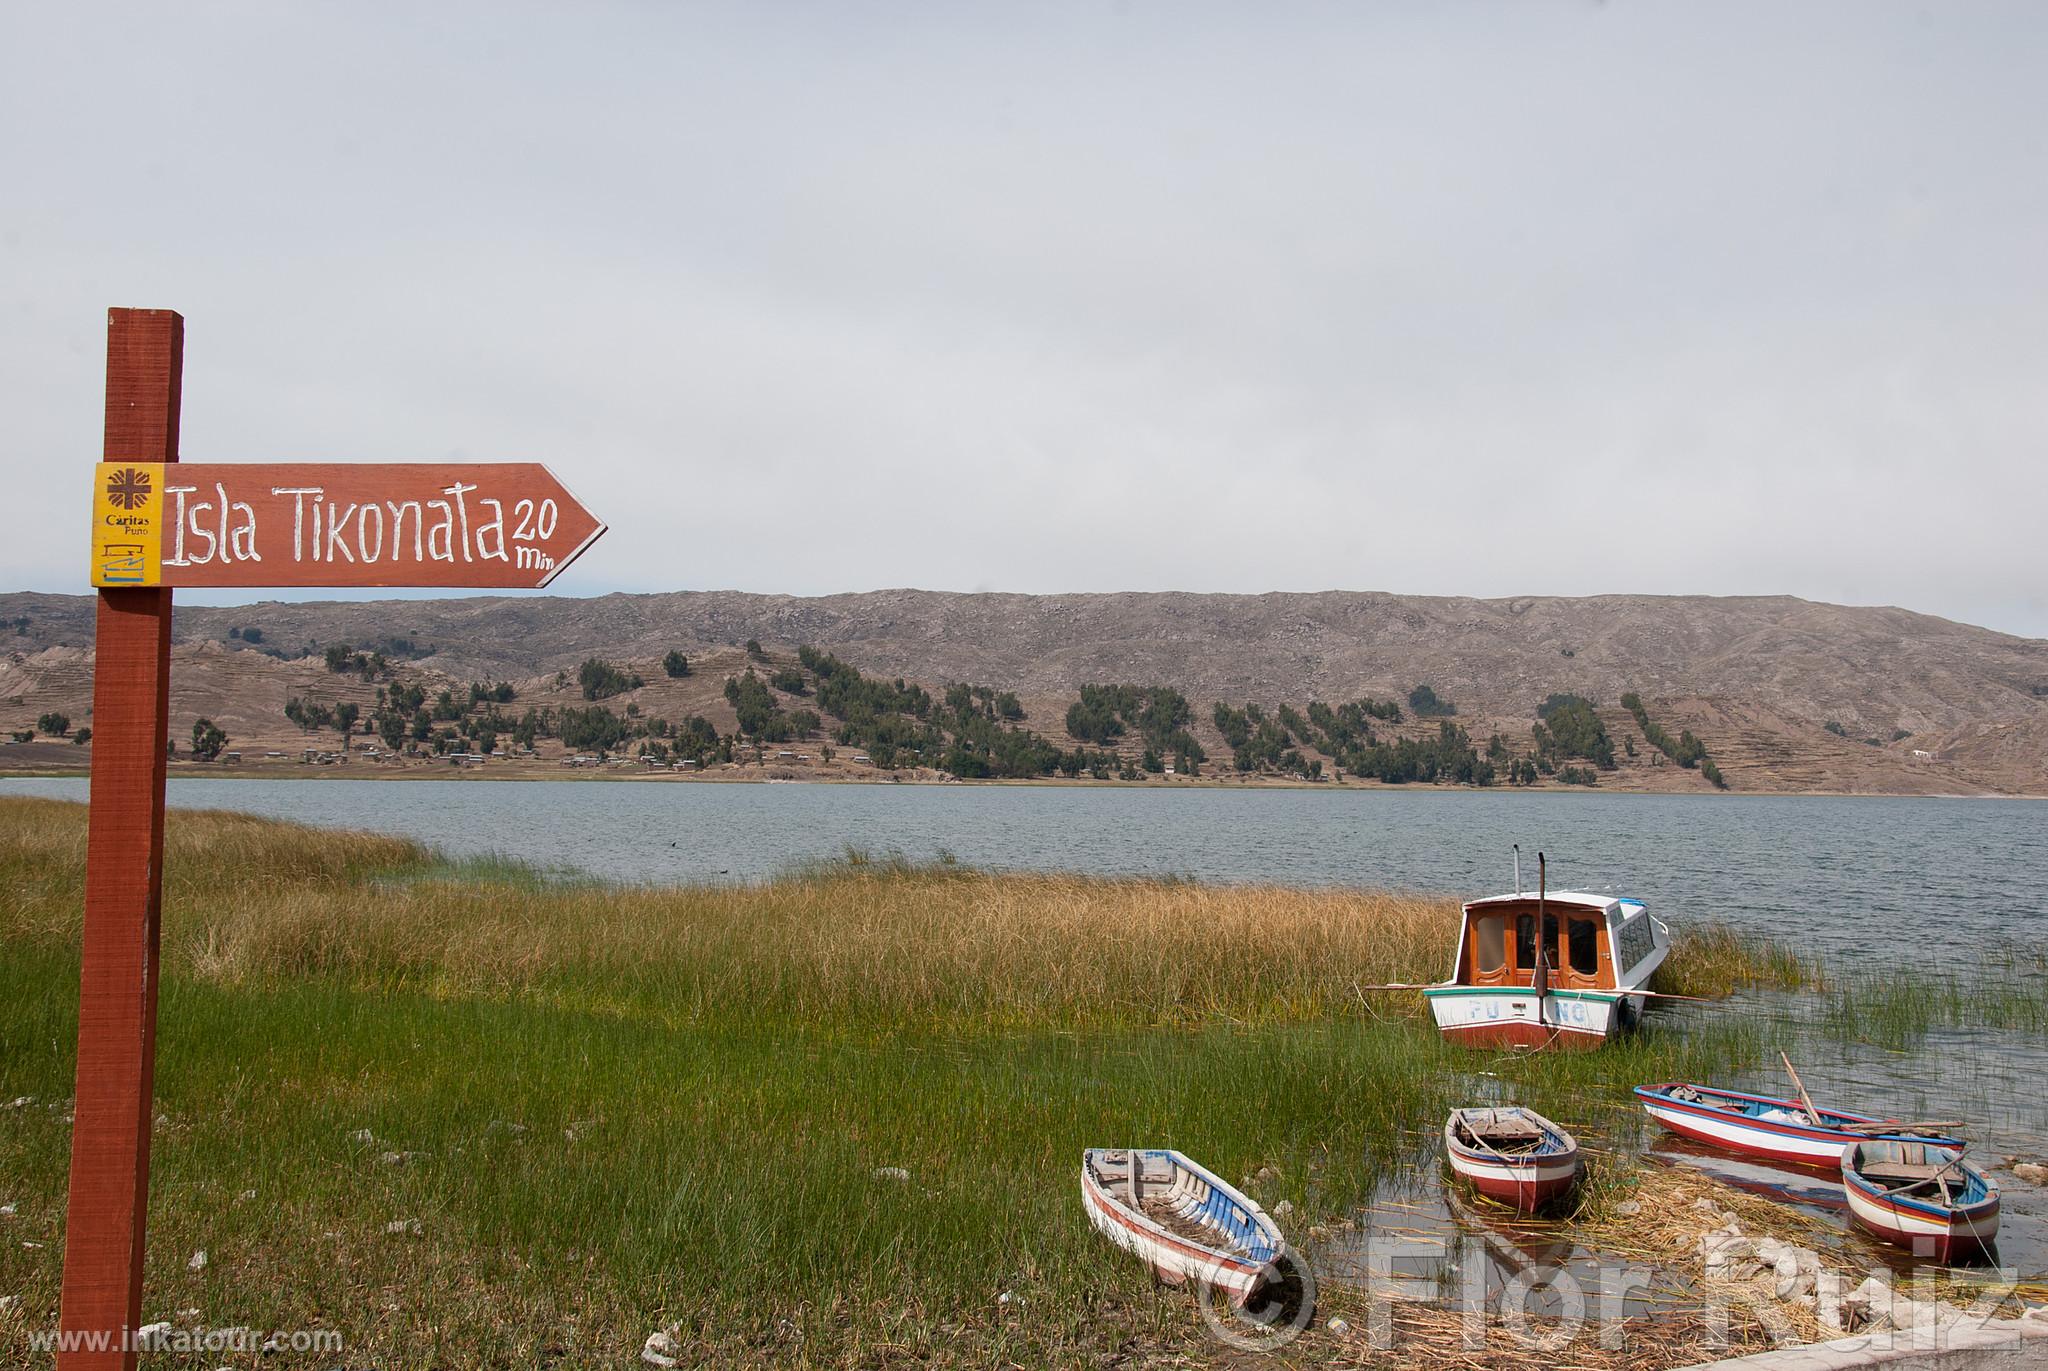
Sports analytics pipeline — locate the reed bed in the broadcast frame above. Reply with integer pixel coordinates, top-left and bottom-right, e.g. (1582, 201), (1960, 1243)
(0, 796), (1818, 1367)
(0, 797), (1791, 1032)
(1821, 964), (2048, 1048)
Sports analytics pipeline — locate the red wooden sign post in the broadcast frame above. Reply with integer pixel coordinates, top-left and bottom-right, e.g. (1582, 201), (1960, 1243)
(57, 309), (606, 1368)
(59, 308), (183, 1370)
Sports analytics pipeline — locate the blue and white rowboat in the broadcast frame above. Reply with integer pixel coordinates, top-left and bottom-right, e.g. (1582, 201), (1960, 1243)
(1080, 1149), (1284, 1306)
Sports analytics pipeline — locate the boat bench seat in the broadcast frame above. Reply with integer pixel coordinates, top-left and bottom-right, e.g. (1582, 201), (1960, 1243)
(1861, 1162), (1958, 1182)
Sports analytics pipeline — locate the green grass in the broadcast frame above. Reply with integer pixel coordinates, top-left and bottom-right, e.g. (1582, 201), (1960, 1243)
(0, 797), (1802, 1367)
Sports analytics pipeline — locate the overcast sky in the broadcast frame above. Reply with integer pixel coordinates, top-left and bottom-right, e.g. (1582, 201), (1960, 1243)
(3, 3), (2044, 636)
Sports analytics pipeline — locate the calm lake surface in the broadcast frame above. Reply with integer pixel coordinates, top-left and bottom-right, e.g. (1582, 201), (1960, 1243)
(7, 776), (2046, 1270)
(3, 777), (2041, 965)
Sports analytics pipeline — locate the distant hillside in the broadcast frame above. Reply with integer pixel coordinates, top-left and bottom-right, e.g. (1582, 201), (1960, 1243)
(2, 589), (2044, 794)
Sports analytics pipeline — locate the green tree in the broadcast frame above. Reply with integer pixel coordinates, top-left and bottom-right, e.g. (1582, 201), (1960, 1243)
(1408, 685), (1456, 717)
(34, 712), (70, 738)
(663, 649), (691, 679)
(190, 717), (228, 761)
(335, 702), (360, 742)
(378, 711), (405, 750)
(73, 727), (92, 746)
(578, 658), (642, 701)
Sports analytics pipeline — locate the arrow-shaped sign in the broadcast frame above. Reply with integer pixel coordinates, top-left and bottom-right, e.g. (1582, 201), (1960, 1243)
(89, 461), (605, 589)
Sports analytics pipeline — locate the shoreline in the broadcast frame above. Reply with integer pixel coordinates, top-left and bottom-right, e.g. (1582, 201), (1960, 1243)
(0, 764), (2041, 800)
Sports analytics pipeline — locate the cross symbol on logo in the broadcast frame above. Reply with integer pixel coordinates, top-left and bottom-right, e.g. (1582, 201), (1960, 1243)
(105, 467), (153, 511)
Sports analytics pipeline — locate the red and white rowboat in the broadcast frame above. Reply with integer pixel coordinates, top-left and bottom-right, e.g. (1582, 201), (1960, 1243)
(1443, 1106), (1581, 1212)
(1842, 1139), (1999, 1265)
(1635, 1082), (1965, 1168)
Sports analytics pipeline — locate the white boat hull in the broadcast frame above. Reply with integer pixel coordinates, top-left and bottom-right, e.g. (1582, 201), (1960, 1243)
(1080, 1149), (1281, 1304)
(1425, 988), (1635, 1050)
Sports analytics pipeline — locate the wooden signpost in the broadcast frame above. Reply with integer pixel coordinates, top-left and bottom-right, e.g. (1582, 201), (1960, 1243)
(58, 309), (606, 1368)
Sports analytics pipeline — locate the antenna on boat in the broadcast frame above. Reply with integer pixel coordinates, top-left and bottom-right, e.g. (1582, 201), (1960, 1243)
(1513, 844), (1522, 895)
(1533, 852), (1550, 1022)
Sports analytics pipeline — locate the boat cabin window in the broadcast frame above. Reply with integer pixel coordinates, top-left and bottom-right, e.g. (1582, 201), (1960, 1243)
(1567, 918), (1599, 975)
(1473, 914), (1506, 974)
(1515, 914), (1535, 968)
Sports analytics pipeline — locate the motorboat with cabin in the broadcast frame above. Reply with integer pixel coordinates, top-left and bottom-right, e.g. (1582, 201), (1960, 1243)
(1423, 853), (1670, 1050)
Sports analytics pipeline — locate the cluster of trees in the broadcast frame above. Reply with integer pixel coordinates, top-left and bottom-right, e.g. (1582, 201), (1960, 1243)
(663, 650), (691, 679)
(1066, 685), (1205, 773)
(578, 658), (645, 701)
(12, 711), (89, 745)
(792, 648), (1132, 778)
(323, 644), (393, 682)
(723, 669), (821, 743)
(1533, 694), (1616, 770)
(1342, 721), (1498, 785)
(282, 675), (531, 758)
(1621, 692), (1727, 789)
(1213, 702), (1310, 775)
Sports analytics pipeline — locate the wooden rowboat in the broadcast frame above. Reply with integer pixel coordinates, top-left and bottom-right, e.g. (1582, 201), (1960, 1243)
(1080, 1149), (1284, 1305)
(1635, 1082), (1965, 1169)
(1443, 1106), (1581, 1212)
(1842, 1138), (1999, 1264)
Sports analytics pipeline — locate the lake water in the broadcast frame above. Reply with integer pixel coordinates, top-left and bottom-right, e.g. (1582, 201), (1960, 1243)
(8, 776), (2047, 1271)
(3, 778), (2042, 967)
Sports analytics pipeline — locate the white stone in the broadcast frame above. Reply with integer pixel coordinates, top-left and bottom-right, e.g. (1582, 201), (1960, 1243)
(176, 1307), (200, 1318)
(0, 1204), (14, 1217)
(384, 1218), (423, 1237)
(136, 1322), (173, 1350)
(0, 1295), (17, 1312)
(1614, 1200), (1641, 1216)
(872, 1167), (910, 1183)
(187, 1249), (207, 1271)
(641, 1330), (681, 1367)
(1702, 1232), (1761, 1279)
(1326, 1317), (1351, 1336)
(1, 1097), (30, 1110)
(238, 1189), (257, 1202)
(348, 1128), (374, 1145)
(1273, 1200), (1294, 1219)
(2013, 1162), (2048, 1185)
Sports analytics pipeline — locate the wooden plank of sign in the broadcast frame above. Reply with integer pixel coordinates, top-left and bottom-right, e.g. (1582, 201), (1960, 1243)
(89, 461), (604, 590)
(59, 308), (183, 1371)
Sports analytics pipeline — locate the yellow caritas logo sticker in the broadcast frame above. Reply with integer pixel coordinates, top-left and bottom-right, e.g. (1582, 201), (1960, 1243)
(91, 462), (164, 587)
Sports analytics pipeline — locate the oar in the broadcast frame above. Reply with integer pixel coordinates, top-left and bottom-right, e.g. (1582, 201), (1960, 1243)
(1781, 1052), (1825, 1126)
(1835, 1119), (1967, 1136)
